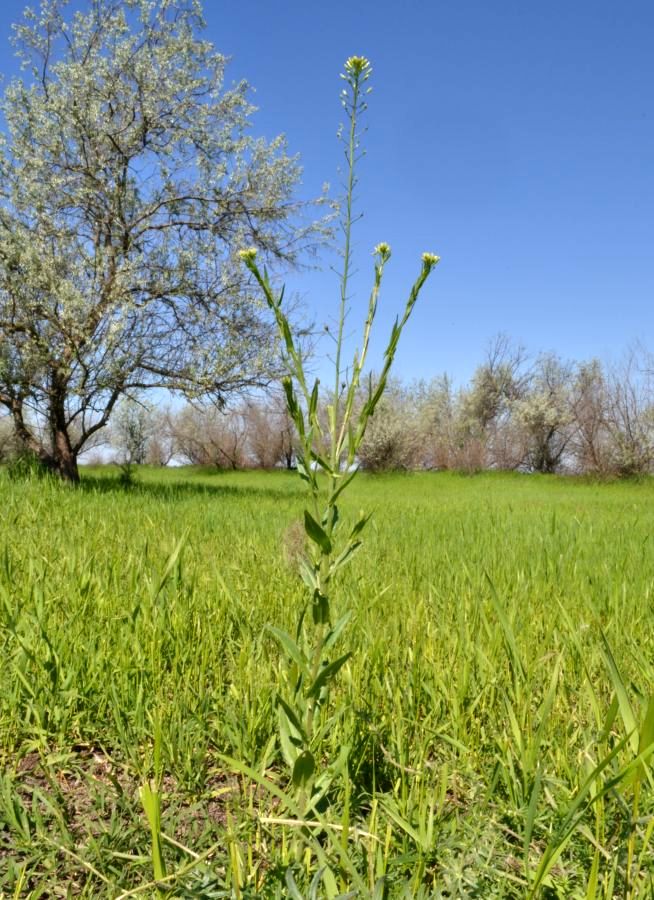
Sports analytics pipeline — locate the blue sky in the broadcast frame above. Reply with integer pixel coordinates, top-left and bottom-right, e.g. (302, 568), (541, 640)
(1, 1), (652, 386)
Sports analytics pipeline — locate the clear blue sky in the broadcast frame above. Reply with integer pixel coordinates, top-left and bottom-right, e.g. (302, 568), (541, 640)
(1, 1), (652, 385)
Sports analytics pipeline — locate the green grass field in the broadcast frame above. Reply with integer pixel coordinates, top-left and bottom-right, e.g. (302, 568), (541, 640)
(1, 466), (654, 897)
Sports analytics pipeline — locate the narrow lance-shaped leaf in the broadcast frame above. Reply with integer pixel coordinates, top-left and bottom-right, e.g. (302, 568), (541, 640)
(277, 695), (308, 742)
(330, 540), (363, 578)
(309, 448), (334, 476)
(635, 696), (654, 785)
(295, 455), (316, 489)
(350, 511), (372, 541)
(304, 510), (332, 554)
(307, 652), (353, 699)
(265, 625), (310, 677)
(323, 503), (340, 533)
(312, 591), (330, 625)
(309, 378), (320, 425)
(601, 631), (638, 756)
(330, 469), (359, 504)
(323, 610), (352, 652)
(292, 750), (316, 790)
(298, 558), (319, 592)
(278, 705), (300, 768)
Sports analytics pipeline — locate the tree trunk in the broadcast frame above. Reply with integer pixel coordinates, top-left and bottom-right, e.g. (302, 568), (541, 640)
(51, 428), (80, 482)
(9, 385), (80, 482)
(49, 376), (80, 483)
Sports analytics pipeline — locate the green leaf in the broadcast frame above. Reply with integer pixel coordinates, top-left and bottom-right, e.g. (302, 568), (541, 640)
(299, 559), (319, 592)
(312, 591), (330, 625)
(266, 626), (309, 676)
(309, 868), (327, 898)
(584, 849), (600, 900)
(307, 652), (352, 699)
(311, 590), (329, 625)
(528, 732), (632, 895)
(283, 379), (306, 438)
(153, 530), (188, 600)
(278, 704), (301, 769)
(485, 572), (525, 682)
(330, 541), (362, 577)
(635, 696), (654, 785)
(309, 379), (320, 422)
(304, 510), (332, 554)
(331, 469), (359, 504)
(292, 750), (316, 790)
(346, 422), (357, 462)
(309, 450), (334, 476)
(530, 654), (561, 770)
(277, 695), (307, 742)
(366, 377), (388, 417)
(372, 878), (388, 900)
(282, 377), (297, 415)
(311, 742), (352, 808)
(324, 503), (340, 533)
(598, 694), (619, 744)
(379, 795), (423, 847)
(280, 316), (296, 358)
(216, 754), (367, 892)
(524, 768), (541, 869)
(350, 511), (372, 541)
(600, 631), (638, 755)
(140, 780), (166, 882)
(324, 611), (352, 651)
(327, 403), (336, 436)
(295, 458), (313, 485)
(638, 696), (654, 756)
(284, 869), (306, 900)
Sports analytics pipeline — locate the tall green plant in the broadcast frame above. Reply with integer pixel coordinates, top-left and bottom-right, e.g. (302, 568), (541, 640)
(239, 55), (439, 818)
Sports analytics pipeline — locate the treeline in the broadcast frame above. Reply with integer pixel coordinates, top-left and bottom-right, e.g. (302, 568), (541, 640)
(2, 338), (653, 478)
(102, 394), (296, 471)
(358, 340), (654, 476)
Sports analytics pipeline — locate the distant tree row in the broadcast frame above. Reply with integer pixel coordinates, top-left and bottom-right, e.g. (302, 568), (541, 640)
(2, 337), (652, 478)
(0, 390), (296, 471)
(105, 337), (654, 477)
(104, 392), (296, 471)
(356, 338), (654, 477)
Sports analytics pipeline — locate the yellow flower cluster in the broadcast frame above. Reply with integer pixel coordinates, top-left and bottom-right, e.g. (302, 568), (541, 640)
(421, 252), (440, 268)
(344, 56), (371, 77)
(238, 248), (258, 264)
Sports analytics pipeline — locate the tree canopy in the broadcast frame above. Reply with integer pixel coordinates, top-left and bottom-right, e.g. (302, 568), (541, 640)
(0, 0), (323, 480)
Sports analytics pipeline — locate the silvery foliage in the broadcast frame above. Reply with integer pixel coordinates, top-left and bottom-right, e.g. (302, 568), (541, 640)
(0, 0), (326, 468)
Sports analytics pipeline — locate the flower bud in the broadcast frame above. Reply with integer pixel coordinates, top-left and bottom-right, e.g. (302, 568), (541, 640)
(238, 248), (258, 264)
(344, 56), (371, 78)
(421, 252), (440, 269)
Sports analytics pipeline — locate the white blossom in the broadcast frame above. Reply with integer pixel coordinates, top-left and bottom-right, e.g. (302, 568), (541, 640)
(0, 0), (328, 478)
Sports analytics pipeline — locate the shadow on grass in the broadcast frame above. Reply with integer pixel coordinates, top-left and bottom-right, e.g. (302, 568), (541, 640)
(78, 469), (303, 503)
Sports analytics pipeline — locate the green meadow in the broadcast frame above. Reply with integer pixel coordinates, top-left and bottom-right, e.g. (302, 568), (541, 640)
(1, 467), (654, 897)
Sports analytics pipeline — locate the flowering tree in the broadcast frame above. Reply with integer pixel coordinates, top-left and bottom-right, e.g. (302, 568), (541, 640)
(0, 0), (323, 481)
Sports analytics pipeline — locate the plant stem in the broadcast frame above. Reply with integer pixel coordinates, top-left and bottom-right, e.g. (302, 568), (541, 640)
(333, 66), (362, 474)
